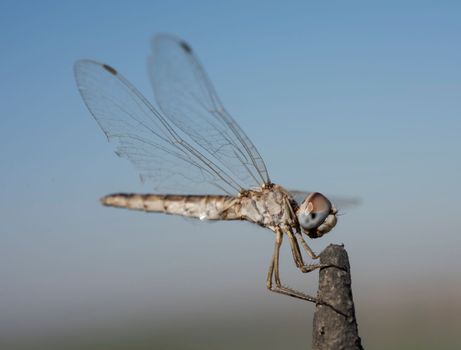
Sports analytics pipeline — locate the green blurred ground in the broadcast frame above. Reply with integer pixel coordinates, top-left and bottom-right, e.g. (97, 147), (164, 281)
(3, 299), (460, 350)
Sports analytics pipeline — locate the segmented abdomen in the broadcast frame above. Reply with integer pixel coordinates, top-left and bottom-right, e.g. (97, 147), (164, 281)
(100, 193), (242, 220)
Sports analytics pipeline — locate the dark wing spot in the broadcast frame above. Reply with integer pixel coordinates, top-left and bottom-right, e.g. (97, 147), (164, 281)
(102, 64), (117, 75)
(179, 41), (192, 53)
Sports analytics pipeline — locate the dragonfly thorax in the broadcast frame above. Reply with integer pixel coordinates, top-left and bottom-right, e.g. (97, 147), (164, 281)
(238, 185), (296, 231)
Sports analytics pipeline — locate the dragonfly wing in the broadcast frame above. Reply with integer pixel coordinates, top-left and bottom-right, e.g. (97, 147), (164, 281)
(289, 190), (361, 210)
(148, 34), (271, 190)
(75, 60), (244, 194)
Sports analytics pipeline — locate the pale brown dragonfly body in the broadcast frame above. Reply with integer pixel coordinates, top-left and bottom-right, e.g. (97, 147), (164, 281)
(75, 34), (344, 304)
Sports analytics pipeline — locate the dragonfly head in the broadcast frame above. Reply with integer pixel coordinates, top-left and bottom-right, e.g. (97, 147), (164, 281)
(296, 192), (337, 239)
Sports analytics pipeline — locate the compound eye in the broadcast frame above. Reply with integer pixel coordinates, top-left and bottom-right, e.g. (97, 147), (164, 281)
(297, 192), (332, 231)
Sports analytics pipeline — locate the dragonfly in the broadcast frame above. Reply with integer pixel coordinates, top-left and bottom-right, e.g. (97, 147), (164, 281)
(74, 34), (353, 304)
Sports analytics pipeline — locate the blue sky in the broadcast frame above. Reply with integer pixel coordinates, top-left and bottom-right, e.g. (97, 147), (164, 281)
(1, 0), (460, 344)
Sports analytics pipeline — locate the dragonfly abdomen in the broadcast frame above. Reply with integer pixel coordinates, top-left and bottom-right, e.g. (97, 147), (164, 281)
(101, 193), (242, 221)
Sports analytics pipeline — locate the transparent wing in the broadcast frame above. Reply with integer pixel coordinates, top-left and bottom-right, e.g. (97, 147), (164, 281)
(74, 59), (246, 195)
(289, 190), (361, 210)
(148, 34), (271, 190)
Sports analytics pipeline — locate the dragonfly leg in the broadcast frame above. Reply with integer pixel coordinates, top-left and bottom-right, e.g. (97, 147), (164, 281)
(266, 229), (320, 304)
(267, 230), (349, 315)
(295, 231), (319, 259)
(266, 245), (275, 289)
(286, 230), (332, 274)
(285, 229), (303, 268)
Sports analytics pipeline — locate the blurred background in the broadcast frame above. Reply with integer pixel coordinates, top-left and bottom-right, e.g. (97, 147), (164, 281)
(1, 1), (460, 349)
